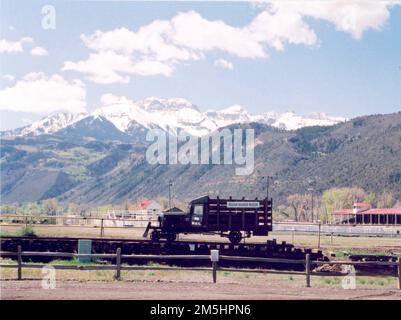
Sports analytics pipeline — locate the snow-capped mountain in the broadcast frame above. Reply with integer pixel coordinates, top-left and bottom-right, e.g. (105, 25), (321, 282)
(92, 95), (218, 136)
(1, 112), (88, 137)
(254, 111), (346, 131)
(206, 105), (253, 128)
(1, 97), (347, 138)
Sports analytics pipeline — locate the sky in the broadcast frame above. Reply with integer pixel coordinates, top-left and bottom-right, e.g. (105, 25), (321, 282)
(1, 0), (401, 130)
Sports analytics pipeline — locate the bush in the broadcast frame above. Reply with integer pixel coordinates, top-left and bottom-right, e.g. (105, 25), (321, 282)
(0, 230), (10, 237)
(17, 226), (37, 237)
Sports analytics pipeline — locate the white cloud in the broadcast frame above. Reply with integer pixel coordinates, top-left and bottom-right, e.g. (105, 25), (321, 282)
(64, 51), (132, 84)
(30, 46), (49, 56)
(0, 37), (33, 54)
(0, 72), (87, 114)
(248, 7), (317, 51)
(64, 51), (173, 84)
(63, 1), (400, 83)
(0, 37), (49, 56)
(8, 26), (16, 31)
(267, 0), (399, 40)
(62, 11), (267, 83)
(214, 59), (234, 70)
(2, 74), (16, 82)
(171, 11), (266, 58)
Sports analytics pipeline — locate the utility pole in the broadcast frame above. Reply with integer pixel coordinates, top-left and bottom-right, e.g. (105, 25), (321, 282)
(168, 180), (173, 209)
(263, 176), (273, 200)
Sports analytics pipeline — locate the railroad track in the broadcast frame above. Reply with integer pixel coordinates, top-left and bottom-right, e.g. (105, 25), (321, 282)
(0, 236), (327, 271)
(1, 236), (398, 275)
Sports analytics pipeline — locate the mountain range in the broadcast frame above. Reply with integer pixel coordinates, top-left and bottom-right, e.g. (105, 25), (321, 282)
(1, 97), (400, 206)
(1, 96), (346, 139)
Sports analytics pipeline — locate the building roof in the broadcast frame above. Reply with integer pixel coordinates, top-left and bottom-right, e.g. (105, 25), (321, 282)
(333, 208), (401, 215)
(163, 207), (184, 213)
(129, 199), (161, 211)
(363, 208), (401, 215)
(137, 199), (153, 209)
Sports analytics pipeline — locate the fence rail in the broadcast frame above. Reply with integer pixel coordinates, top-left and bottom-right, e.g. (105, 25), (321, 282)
(1, 246), (400, 289)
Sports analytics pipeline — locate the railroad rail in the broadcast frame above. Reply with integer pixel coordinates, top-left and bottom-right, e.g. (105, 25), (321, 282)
(1, 236), (399, 275)
(0, 236), (327, 270)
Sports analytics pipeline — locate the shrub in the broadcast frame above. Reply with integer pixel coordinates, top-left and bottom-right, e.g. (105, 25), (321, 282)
(17, 226), (37, 237)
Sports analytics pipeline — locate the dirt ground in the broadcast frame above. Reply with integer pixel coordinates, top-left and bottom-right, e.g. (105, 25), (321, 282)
(2, 279), (401, 300)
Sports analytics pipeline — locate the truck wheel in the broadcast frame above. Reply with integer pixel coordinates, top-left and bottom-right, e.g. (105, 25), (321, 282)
(229, 231), (242, 245)
(151, 231), (160, 242)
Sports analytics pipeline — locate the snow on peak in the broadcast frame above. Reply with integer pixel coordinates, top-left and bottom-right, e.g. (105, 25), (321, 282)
(1, 96), (347, 138)
(220, 105), (247, 114)
(1, 112), (88, 137)
(94, 95), (213, 136)
(139, 97), (199, 112)
(206, 104), (252, 128)
(268, 111), (346, 131)
(93, 98), (153, 132)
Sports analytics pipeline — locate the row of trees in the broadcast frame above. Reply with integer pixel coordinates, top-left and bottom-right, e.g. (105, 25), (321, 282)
(0, 196), (188, 217)
(1, 198), (59, 215)
(1, 187), (398, 222)
(276, 187), (398, 223)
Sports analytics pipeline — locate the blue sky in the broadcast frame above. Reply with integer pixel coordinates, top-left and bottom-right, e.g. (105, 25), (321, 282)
(1, 0), (401, 130)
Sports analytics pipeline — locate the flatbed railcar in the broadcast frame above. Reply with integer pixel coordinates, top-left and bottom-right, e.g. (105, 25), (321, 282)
(143, 195), (273, 244)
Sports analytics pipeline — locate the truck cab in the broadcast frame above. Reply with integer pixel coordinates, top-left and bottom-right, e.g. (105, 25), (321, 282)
(190, 203), (204, 227)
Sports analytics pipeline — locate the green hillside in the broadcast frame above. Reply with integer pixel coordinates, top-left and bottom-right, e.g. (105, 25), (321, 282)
(1, 112), (401, 206)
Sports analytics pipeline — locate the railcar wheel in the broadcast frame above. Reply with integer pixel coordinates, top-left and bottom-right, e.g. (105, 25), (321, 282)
(166, 233), (177, 242)
(228, 231), (242, 245)
(151, 231), (160, 242)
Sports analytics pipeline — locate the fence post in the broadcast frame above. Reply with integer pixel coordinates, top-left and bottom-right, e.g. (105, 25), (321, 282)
(398, 257), (401, 290)
(305, 253), (311, 288)
(17, 245), (22, 280)
(212, 262), (217, 283)
(100, 219), (104, 238)
(210, 250), (219, 283)
(115, 247), (121, 280)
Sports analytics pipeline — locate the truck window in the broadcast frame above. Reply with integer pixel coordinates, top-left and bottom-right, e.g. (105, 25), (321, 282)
(192, 205), (204, 225)
(193, 205), (203, 217)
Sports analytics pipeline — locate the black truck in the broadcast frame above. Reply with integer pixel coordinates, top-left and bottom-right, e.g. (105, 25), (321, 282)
(143, 195), (273, 244)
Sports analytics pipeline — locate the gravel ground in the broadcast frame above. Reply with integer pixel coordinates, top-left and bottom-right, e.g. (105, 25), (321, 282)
(2, 280), (401, 300)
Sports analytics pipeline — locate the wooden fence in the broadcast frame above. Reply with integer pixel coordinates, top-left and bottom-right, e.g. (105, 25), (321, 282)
(1, 246), (400, 289)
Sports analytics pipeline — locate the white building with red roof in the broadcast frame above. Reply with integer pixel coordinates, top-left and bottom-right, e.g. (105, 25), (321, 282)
(132, 199), (162, 216)
(104, 199), (162, 227)
(333, 202), (401, 225)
